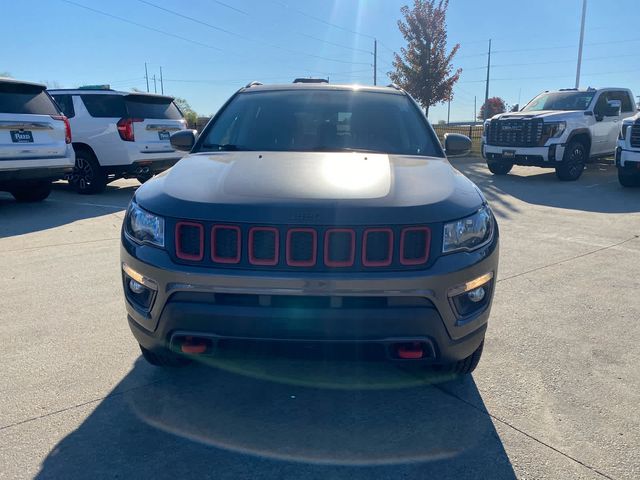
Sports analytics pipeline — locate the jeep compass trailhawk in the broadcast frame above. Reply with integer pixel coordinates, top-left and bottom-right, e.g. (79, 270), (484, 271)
(121, 81), (499, 374)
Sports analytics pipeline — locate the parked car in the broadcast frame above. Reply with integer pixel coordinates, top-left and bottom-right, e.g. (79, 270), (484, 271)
(49, 88), (187, 194)
(482, 87), (636, 181)
(0, 78), (73, 202)
(120, 81), (499, 374)
(616, 114), (640, 187)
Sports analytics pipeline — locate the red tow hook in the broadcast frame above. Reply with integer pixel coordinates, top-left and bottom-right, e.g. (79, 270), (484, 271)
(396, 342), (424, 359)
(180, 336), (209, 354)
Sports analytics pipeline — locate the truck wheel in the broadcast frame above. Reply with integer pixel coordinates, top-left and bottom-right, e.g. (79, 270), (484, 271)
(71, 149), (107, 194)
(556, 140), (587, 181)
(487, 160), (513, 175)
(136, 174), (153, 184)
(618, 168), (640, 187)
(139, 345), (191, 367)
(442, 341), (484, 375)
(10, 181), (52, 202)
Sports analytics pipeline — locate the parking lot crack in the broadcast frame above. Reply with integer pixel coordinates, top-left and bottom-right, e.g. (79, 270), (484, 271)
(498, 235), (640, 284)
(434, 385), (617, 480)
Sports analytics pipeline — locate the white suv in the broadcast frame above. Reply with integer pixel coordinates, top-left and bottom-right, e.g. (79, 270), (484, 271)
(0, 78), (74, 202)
(49, 88), (187, 194)
(616, 113), (640, 187)
(482, 87), (636, 181)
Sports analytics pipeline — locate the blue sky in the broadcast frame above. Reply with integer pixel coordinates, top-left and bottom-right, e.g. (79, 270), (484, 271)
(2, 0), (639, 122)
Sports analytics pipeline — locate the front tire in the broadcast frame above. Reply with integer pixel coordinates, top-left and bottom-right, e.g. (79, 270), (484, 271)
(556, 140), (587, 181)
(136, 174), (153, 185)
(487, 160), (513, 175)
(441, 341), (484, 375)
(618, 168), (640, 187)
(70, 148), (107, 194)
(140, 345), (191, 367)
(10, 181), (52, 202)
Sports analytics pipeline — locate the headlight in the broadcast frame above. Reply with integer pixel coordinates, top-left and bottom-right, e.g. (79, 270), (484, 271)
(483, 119), (491, 135)
(620, 122), (633, 140)
(542, 121), (566, 138)
(443, 205), (494, 253)
(124, 200), (165, 247)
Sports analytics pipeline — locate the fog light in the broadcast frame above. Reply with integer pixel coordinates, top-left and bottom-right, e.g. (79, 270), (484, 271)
(467, 286), (486, 303)
(129, 279), (145, 294)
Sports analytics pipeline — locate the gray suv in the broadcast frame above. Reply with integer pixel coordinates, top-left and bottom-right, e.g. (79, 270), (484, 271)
(120, 81), (499, 374)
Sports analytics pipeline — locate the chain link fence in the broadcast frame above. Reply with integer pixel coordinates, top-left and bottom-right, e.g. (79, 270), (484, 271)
(432, 124), (483, 154)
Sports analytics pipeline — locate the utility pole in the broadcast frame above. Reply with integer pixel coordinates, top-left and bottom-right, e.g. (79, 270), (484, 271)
(575, 0), (587, 88)
(373, 39), (377, 86)
(447, 97), (451, 124)
(474, 96), (477, 124)
(159, 66), (164, 94)
(153, 74), (157, 93)
(144, 62), (149, 93)
(484, 39), (491, 120)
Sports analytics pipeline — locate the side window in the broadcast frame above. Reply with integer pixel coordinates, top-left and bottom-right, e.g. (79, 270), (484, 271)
(593, 92), (610, 114)
(608, 90), (634, 112)
(80, 95), (126, 118)
(52, 94), (75, 118)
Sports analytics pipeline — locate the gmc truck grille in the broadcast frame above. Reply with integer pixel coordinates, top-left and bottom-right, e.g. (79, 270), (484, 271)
(173, 222), (433, 272)
(486, 118), (543, 147)
(630, 122), (640, 148)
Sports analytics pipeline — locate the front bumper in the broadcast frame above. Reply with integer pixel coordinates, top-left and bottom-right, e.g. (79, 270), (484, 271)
(616, 147), (640, 168)
(484, 143), (565, 166)
(121, 234), (499, 364)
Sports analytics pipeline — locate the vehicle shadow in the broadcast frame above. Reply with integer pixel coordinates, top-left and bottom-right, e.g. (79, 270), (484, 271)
(0, 181), (137, 239)
(452, 156), (640, 216)
(35, 355), (516, 479)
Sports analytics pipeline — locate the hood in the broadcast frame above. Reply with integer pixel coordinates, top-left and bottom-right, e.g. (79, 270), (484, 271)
(135, 151), (484, 224)
(492, 110), (582, 121)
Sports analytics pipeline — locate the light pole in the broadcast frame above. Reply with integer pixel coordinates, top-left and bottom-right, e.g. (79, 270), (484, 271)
(575, 0), (587, 88)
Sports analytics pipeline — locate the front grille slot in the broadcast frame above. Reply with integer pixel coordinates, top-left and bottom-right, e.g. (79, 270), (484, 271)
(212, 225), (241, 263)
(487, 118), (543, 147)
(324, 229), (356, 267)
(175, 222), (204, 261)
(249, 227), (279, 265)
(630, 122), (640, 148)
(400, 227), (431, 265)
(286, 228), (317, 266)
(362, 228), (393, 266)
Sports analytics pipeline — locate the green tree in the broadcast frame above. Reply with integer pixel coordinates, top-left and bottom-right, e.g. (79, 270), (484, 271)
(174, 97), (198, 128)
(389, 0), (461, 118)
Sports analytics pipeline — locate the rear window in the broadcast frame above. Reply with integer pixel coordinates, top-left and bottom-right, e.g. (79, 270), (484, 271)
(125, 95), (182, 119)
(198, 89), (441, 157)
(0, 83), (60, 115)
(81, 94), (126, 118)
(51, 94), (75, 118)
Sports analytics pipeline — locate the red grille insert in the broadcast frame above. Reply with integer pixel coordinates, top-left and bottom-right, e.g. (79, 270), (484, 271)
(362, 228), (394, 267)
(324, 229), (356, 267)
(400, 227), (431, 265)
(286, 228), (317, 267)
(248, 227), (279, 266)
(175, 221), (204, 261)
(211, 225), (241, 264)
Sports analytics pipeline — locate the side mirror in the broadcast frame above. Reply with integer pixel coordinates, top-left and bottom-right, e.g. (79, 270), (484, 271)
(170, 129), (197, 151)
(444, 133), (472, 156)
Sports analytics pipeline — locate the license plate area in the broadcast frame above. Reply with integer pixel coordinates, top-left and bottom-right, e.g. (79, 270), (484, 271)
(502, 150), (516, 159)
(10, 130), (34, 143)
(158, 131), (170, 141)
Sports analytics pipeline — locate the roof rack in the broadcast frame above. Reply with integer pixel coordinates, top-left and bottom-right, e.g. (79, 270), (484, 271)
(387, 83), (402, 91)
(78, 84), (112, 90)
(293, 78), (329, 84)
(245, 81), (263, 88)
(559, 88), (578, 91)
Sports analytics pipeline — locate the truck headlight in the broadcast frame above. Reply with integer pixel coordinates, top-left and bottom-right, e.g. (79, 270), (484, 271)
(542, 121), (566, 138)
(124, 200), (165, 248)
(443, 205), (494, 253)
(483, 119), (491, 136)
(620, 122), (633, 140)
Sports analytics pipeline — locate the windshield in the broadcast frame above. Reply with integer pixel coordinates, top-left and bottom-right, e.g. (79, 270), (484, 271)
(522, 91), (595, 112)
(198, 89), (441, 156)
(125, 95), (183, 119)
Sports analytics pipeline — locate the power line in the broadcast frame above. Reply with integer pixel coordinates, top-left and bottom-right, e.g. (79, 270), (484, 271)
(58, 0), (224, 51)
(296, 32), (372, 55)
(210, 0), (249, 16)
(136, 0), (371, 66)
(268, 0), (375, 39)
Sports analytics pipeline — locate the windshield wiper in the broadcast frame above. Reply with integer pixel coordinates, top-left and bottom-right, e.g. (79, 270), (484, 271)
(201, 143), (253, 151)
(310, 146), (383, 153)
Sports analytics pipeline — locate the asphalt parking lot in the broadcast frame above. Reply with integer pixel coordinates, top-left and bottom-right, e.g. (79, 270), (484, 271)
(1, 157), (639, 480)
